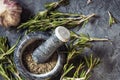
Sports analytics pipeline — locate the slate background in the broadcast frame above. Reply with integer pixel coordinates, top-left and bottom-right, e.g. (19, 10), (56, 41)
(0, 0), (120, 80)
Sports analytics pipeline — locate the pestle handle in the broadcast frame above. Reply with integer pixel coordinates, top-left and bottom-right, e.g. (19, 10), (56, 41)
(32, 26), (70, 63)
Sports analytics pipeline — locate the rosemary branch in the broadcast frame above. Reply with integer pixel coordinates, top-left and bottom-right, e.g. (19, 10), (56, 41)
(61, 54), (100, 80)
(0, 37), (24, 80)
(18, 0), (95, 33)
(60, 31), (106, 80)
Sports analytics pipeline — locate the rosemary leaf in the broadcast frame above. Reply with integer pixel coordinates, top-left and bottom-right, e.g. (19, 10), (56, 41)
(0, 37), (24, 80)
(61, 64), (75, 80)
(0, 64), (10, 80)
(108, 11), (116, 26)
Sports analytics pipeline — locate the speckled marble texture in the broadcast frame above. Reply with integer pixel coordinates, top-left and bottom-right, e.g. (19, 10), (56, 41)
(0, 0), (120, 80)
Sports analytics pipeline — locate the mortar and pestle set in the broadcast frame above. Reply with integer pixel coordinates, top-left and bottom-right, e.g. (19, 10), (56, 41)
(14, 26), (70, 80)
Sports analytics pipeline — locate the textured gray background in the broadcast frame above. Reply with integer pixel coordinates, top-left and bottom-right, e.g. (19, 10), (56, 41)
(0, 0), (120, 80)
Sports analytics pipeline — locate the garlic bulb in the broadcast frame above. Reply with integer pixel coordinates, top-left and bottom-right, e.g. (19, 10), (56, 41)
(0, 0), (22, 28)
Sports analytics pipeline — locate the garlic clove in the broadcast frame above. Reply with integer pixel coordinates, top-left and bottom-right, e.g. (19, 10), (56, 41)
(0, 0), (22, 28)
(0, 17), (2, 25)
(0, 0), (7, 15)
(3, 12), (21, 27)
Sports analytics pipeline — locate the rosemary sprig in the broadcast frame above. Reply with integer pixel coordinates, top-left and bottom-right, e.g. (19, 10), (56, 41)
(17, 0), (95, 33)
(34, 0), (67, 20)
(60, 31), (107, 80)
(61, 54), (100, 80)
(0, 37), (24, 80)
(108, 11), (117, 26)
(18, 12), (95, 33)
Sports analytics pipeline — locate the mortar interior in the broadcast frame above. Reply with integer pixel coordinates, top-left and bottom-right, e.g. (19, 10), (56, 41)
(22, 39), (58, 74)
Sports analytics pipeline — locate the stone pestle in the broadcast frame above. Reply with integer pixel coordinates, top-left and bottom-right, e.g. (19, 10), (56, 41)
(32, 26), (70, 63)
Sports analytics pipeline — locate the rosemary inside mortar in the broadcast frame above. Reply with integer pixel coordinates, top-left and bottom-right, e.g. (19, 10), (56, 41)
(22, 39), (57, 74)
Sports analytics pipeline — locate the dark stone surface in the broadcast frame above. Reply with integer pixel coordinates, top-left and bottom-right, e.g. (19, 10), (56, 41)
(0, 0), (120, 80)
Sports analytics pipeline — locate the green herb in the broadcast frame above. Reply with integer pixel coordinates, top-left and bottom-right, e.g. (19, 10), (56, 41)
(62, 54), (100, 80)
(18, 0), (95, 34)
(108, 11), (117, 26)
(18, 12), (95, 33)
(82, 20), (88, 28)
(0, 37), (24, 80)
(60, 31), (107, 80)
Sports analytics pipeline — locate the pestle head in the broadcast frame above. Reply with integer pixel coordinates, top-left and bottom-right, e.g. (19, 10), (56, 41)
(55, 26), (70, 42)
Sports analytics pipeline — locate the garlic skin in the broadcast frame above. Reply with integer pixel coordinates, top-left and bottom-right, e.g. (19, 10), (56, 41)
(0, 0), (22, 28)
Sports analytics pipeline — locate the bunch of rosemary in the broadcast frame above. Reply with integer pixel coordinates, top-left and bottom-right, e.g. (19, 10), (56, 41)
(0, 37), (24, 80)
(18, 0), (95, 33)
(60, 32), (107, 80)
